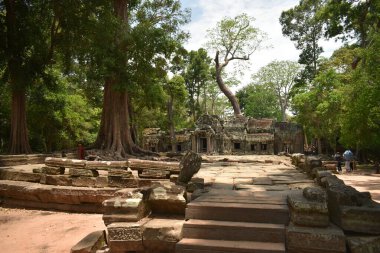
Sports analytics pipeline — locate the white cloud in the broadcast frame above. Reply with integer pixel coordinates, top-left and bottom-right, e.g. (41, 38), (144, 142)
(180, 0), (342, 89)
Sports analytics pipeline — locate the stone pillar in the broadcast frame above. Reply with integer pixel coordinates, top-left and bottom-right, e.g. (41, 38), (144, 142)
(206, 135), (211, 154)
(191, 135), (197, 152)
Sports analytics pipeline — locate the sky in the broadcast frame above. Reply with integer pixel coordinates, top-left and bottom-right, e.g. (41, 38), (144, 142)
(180, 0), (342, 88)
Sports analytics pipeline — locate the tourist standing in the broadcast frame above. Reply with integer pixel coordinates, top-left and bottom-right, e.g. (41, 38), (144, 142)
(343, 149), (353, 172)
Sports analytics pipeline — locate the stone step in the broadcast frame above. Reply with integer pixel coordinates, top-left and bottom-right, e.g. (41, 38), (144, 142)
(176, 238), (285, 253)
(183, 219), (285, 243)
(185, 201), (289, 224)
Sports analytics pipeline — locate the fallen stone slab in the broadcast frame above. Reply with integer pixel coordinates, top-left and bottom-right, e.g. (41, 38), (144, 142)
(0, 169), (41, 182)
(34, 166), (65, 175)
(347, 236), (380, 253)
(286, 222), (346, 253)
(142, 218), (185, 253)
(45, 157), (86, 168)
(86, 160), (128, 170)
(0, 180), (117, 212)
(71, 230), (106, 253)
(287, 190), (329, 227)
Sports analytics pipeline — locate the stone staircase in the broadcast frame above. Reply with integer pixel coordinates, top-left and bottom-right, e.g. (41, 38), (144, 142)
(176, 190), (289, 253)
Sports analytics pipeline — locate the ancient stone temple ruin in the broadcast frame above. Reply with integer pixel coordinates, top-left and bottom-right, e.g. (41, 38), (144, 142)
(143, 115), (304, 155)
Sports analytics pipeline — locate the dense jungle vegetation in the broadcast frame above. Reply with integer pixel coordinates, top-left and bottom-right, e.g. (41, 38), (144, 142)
(0, 0), (379, 160)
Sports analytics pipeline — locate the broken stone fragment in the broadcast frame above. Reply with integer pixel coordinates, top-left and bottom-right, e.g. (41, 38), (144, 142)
(148, 181), (186, 215)
(177, 151), (202, 184)
(71, 230), (106, 253)
(303, 186), (327, 202)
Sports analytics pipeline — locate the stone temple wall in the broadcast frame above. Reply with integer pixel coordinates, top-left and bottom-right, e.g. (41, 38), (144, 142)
(142, 115), (304, 155)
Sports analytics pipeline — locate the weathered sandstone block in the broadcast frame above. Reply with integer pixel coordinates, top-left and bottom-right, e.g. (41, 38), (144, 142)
(286, 222), (346, 253)
(148, 181), (186, 215)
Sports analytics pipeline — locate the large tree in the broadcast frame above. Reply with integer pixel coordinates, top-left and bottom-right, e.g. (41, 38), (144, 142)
(0, 0), (108, 154)
(94, 0), (189, 157)
(163, 75), (187, 152)
(206, 13), (266, 116)
(252, 60), (302, 121)
(280, 0), (324, 84)
(237, 84), (281, 120)
(183, 48), (212, 121)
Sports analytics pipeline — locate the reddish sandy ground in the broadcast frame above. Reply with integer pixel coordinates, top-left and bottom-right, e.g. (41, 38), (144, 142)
(0, 207), (105, 253)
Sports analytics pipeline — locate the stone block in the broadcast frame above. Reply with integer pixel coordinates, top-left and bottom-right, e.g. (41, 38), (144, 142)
(315, 170), (332, 185)
(42, 175), (72, 186)
(305, 156), (322, 173)
(142, 218), (185, 253)
(148, 181), (186, 215)
(108, 177), (138, 188)
(70, 168), (99, 177)
(71, 230), (106, 253)
(286, 222), (346, 253)
(335, 205), (380, 234)
(186, 177), (204, 193)
(40, 166), (65, 175)
(0, 169), (41, 182)
(107, 222), (144, 252)
(108, 168), (133, 178)
(102, 194), (150, 225)
(347, 236), (380, 253)
(288, 191), (329, 227)
(95, 177), (108, 188)
(72, 176), (97, 187)
(139, 169), (169, 179)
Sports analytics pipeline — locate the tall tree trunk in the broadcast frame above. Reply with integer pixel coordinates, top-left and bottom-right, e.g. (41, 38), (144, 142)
(94, 0), (153, 158)
(215, 51), (241, 116)
(95, 80), (143, 157)
(6, 0), (32, 154)
(9, 90), (32, 154)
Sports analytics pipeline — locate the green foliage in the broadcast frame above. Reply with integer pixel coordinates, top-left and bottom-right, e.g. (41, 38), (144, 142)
(183, 48), (213, 120)
(237, 84), (281, 120)
(280, 0), (324, 84)
(28, 66), (100, 152)
(206, 13), (265, 64)
(252, 60), (303, 121)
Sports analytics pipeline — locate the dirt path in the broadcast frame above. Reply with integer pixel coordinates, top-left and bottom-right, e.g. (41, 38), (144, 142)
(0, 207), (105, 253)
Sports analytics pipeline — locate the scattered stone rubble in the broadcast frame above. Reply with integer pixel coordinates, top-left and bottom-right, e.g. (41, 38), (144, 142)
(289, 154), (380, 253)
(70, 151), (202, 253)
